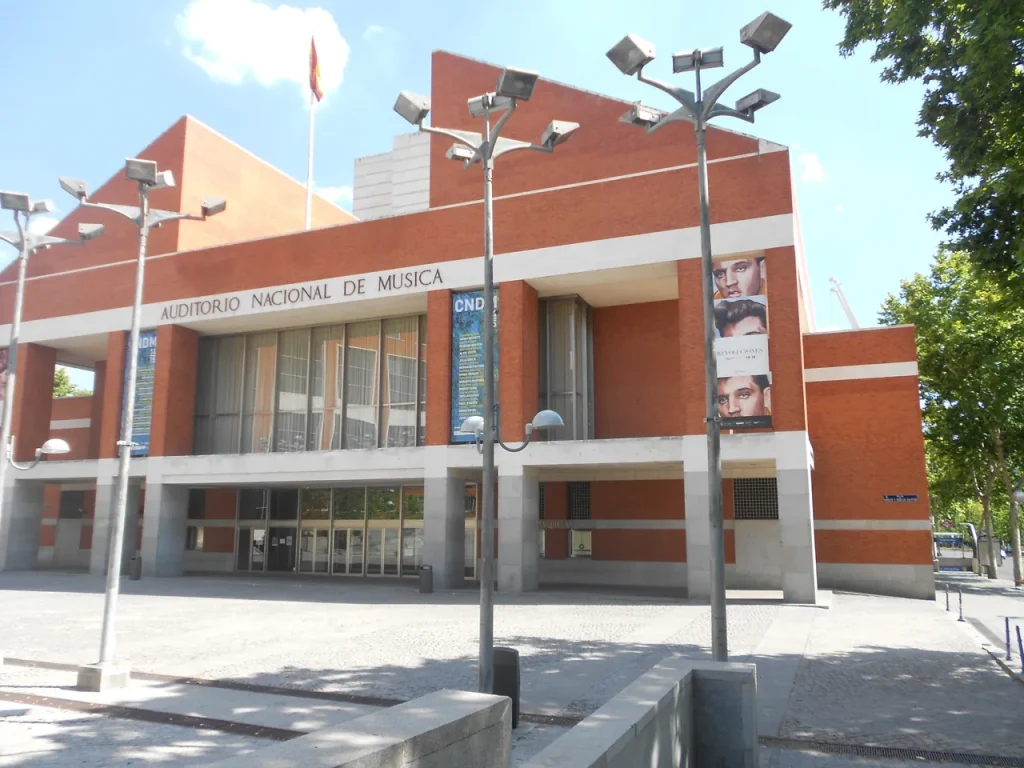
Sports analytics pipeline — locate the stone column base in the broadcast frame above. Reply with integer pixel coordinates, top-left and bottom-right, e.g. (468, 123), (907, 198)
(77, 662), (131, 692)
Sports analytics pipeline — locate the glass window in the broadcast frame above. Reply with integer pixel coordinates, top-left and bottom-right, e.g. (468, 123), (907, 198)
(58, 491), (86, 519)
(310, 325), (345, 451)
(403, 487), (424, 520)
(187, 489), (206, 520)
(275, 329), (310, 452)
(186, 526), (204, 551)
(538, 298), (594, 441)
(238, 489), (269, 520)
(333, 488), (365, 520)
(194, 337), (244, 454)
(344, 321), (380, 449)
(368, 487), (399, 520)
(242, 333), (277, 453)
(418, 315), (427, 446)
(300, 488), (330, 520)
(383, 317), (418, 448)
(270, 489), (299, 521)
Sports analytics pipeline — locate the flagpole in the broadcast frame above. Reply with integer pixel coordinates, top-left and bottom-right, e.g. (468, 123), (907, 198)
(305, 87), (315, 231)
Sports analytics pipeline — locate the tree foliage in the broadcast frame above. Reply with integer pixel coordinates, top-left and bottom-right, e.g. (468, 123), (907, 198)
(52, 367), (91, 399)
(825, 0), (1024, 280)
(881, 250), (1023, 540)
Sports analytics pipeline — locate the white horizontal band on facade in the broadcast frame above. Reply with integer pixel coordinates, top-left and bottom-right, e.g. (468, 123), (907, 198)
(49, 418), (91, 430)
(804, 362), (918, 383)
(0, 213), (794, 348)
(542, 520), (686, 530)
(813, 518), (931, 531)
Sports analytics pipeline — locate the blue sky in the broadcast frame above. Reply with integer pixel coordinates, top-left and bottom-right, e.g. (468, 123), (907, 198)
(4, 0), (949, 387)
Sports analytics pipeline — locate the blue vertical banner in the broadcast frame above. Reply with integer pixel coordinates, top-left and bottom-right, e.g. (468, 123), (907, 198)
(450, 289), (499, 443)
(122, 330), (157, 457)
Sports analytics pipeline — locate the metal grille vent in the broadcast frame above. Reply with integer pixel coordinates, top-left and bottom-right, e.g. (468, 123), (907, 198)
(734, 478), (779, 520)
(568, 482), (590, 520)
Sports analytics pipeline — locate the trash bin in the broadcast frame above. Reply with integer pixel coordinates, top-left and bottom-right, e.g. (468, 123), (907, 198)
(129, 555), (142, 581)
(494, 646), (520, 729)
(419, 564), (433, 594)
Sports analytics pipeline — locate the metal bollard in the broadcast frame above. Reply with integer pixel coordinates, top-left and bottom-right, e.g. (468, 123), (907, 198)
(945, 584), (950, 612)
(958, 589), (964, 622)
(1007, 617), (1014, 661)
(1017, 626), (1024, 675)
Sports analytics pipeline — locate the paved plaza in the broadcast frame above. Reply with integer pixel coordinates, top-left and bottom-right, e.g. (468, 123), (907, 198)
(1, 571), (1022, 766)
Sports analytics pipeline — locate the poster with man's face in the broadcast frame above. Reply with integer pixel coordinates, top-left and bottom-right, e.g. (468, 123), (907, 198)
(712, 257), (772, 429)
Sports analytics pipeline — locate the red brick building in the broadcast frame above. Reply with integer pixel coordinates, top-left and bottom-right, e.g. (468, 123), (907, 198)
(0, 52), (932, 600)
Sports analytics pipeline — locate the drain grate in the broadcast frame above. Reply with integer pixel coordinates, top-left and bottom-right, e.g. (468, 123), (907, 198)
(761, 736), (1024, 766)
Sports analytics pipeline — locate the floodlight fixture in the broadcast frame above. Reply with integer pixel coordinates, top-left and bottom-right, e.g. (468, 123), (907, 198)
(740, 11), (792, 54)
(467, 93), (512, 118)
(394, 91), (431, 126)
(78, 223), (104, 241)
(125, 158), (159, 185)
(620, 102), (663, 129)
(446, 144), (476, 162)
(59, 177), (89, 201)
(699, 47), (725, 68)
(496, 67), (539, 101)
(0, 192), (31, 213)
(606, 34), (656, 76)
(152, 170), (175, 190)
(30, 199), (55, 214)
(735, 88), (781, 116)
(201, 198), (227, 218)
(672, 50), (697, 73)
(39, 438), (70, 456)
(540, 120), (580, 149)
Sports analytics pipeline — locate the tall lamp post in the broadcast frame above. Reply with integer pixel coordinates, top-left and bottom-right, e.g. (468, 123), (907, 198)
(394, 73), (579, 693)
(0, 192), (104, 559)
(606, 10), (791, 662)
(59, 159), (226, 691)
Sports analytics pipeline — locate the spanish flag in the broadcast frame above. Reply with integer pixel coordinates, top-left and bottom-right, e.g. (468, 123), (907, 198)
(309, 36), (323, 102)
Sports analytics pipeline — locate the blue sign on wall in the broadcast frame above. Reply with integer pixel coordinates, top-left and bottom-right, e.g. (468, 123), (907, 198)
(450, 290), (499, 443)
(121, 330), (157, 457)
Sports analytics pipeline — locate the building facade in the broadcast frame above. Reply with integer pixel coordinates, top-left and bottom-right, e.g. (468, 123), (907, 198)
(0, 52), (934, 600)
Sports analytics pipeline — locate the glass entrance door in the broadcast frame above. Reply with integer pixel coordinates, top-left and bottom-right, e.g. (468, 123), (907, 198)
(298, 528), (329, 573)
(267, 527), (296, 572)
(237, 527), (266, 571)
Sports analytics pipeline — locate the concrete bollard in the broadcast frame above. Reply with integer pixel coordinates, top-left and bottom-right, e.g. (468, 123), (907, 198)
(1017, 626), (1024, 675)
(958, 589), (964, 622)
(494, 646), (521, 729)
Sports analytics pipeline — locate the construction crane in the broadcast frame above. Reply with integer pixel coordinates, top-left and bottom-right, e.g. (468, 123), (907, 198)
(829, 277), (860, 329)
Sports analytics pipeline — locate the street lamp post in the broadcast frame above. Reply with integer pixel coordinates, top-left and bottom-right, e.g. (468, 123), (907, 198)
(606, 10), (791, 662)
(0, 192), (103, 562)
(59, 160), (226, 690)
(394, 75), (578, 693)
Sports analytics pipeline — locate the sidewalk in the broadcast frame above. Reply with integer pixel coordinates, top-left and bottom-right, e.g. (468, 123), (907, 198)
(935, 570), (1024, 675)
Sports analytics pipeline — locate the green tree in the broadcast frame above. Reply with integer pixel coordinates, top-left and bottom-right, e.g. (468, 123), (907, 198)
(881, 250), (1024, 580)
(825, 0), (1024, 280)
(52, 367), (91, 398)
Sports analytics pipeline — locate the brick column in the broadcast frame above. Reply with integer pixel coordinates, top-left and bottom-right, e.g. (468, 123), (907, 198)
(425, 289), (452, 446)
(88, 361), (107, 459)
(98, 332), (128, 458)
(10, 343), (57, 461)
(498, 280), (538, 442)
(149, 324), (199, 456)
(676, 260), (706, 435)
(765, 246), (807, 432)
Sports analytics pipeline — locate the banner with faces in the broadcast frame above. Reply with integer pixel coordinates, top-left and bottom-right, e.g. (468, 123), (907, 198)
(712, 256), (771, 429)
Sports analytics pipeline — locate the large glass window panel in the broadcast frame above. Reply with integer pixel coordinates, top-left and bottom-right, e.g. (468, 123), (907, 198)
(368, 487), (399, 520)
(538, 298), (594, 441)
(242, 333), (277, 453)
(403, 487), (424, 520)
(344, 321), (380, 449)
(418, 315), (427, 446)
(382, 528), (399, 575)
(237, 528), (251, 570)
(332, 529), (349, 574)
(275, 329), (310, 452)
(383, 317), (418, 448)
(238, 489), (269, 520)
(349, 530), (364, 574)
(333, 488), (366, 520)
(270, 489), (299, 520)
(213, 336), (244, 453)
(194, 339), (217, 452)
(310, 325), (345, 451)
(299, 528), (316, 573)
(401, 528), (423, 575)
(366, 529), (383, 575)
(300, 488), (330, 520)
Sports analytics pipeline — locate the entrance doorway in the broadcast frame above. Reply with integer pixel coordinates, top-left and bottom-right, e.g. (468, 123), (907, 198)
(267, 527), (296, 572)
(298, 527), (330, 573)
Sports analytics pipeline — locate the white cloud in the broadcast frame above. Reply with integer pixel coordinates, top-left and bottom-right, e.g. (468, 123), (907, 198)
(317, 185), (352, 205)
(177, 0), (350, 102)
(797, 152), (826, 183)
(28, 216), (58, 235)
(363, 24), (384, 40)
